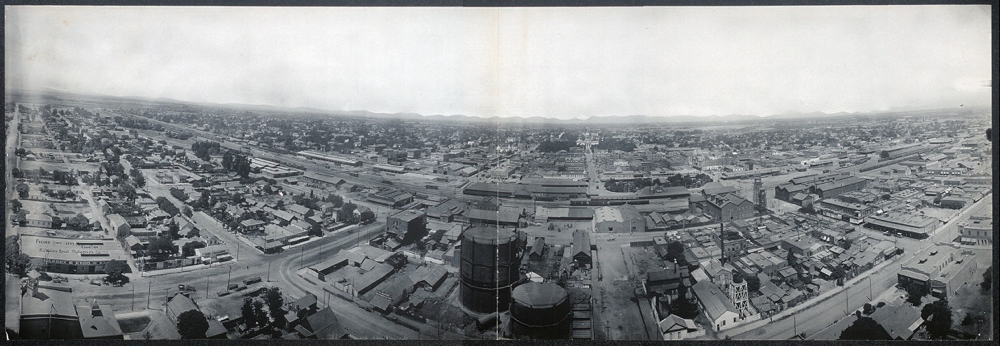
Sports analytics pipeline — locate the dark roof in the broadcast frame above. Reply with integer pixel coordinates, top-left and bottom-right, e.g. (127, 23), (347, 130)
(295, 307), (346, 339)
(291, 294), (318, 311)
(572, 230), (591, 257)
(530, 237), (545, 257)
(78, 302), (123, 338)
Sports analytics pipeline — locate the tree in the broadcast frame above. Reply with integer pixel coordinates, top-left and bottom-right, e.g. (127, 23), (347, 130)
(169, 221), (181, 240)
(16, 183), (29, 198)
(669, 280), (700, 319)
(744, 274), (761, 293)
(921, 299), (953, 339)
(666, 241), (686, 266)
(252, 300), (269, 329)
(5, 236), (32, 277)
(981, 267), (992, 292)
(176, 309), (209, 339)
(326, 194), (344, 208)
(905, 285), (925, 306)
(183, 205), (193, 217)
(264, 287), (285, 329)
(186, 228), (201, 239)
(66, 213), (91, 231)
(104, 259), (129, 286)
(839, 316), (892, 340)
(148, 236), (177, 260)
(10, 199), (22, 212)
(241, 297), (259, 329)
(130, 168), (145, 188)
(338, 203), (358, 224)
(359, 210), (376, 224)
(181, 241), (206, 257)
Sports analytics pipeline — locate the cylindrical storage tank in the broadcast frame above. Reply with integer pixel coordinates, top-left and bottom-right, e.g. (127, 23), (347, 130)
(459, 226), (522, 313)
(509, 282), (572, 339)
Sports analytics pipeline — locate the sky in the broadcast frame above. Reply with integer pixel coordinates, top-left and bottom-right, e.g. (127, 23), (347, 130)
(5, 6), (992, 119)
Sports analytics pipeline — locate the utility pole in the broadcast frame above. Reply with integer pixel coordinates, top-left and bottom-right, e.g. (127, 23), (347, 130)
(267, 260), (272, 282)
(793, 314), (797, 337)
(845, 286), (850, 315)
(227, 265), (232, 288)
(868, 276), (873, 301)
(300, 246), (304, 269)
(131, 282), (135, 311)
(146, 281), (151, 309)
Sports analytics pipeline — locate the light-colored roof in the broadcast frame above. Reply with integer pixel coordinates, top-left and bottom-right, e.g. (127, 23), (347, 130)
(692, 280), (739, 322)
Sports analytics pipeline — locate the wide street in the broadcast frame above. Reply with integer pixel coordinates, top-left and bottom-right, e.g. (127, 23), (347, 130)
(734, 193), (993, 340)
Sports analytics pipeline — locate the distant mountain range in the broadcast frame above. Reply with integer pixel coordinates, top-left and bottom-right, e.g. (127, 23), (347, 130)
(7, 88), (989, 126)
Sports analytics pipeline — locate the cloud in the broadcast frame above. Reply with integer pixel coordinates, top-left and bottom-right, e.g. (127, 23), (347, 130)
(5, 5), (992, 119)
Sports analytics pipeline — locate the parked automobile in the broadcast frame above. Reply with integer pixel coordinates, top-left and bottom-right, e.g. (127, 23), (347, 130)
(235, 284), (248, 291)
(243, 277), (262, 285)
(227, 283), (239, 291)
(89, 280), (102, 286)
(178, 284), (196, 292)
(217, 290), (230, 297)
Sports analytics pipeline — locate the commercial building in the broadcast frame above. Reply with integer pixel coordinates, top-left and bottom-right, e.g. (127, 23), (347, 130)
(298, 150), (363, 167)
(864, 214), (939, 239)
(366, 188), (414, 208)
(77, 300), (124, 339)
(897, 243), (978, 298)
(385, 210), (427, 244)
(959, 205), (992, 245)
(691, 281), (742, 332)
(704, 193), (754, 222)
(20, 236), (129, 274)
(814, 177), (868, 198)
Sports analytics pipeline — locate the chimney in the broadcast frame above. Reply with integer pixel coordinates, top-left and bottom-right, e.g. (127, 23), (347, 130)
(92, 300), (102, 317)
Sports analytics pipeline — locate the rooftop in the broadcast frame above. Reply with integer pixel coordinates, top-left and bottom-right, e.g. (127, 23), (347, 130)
(19, 235), (127, 263)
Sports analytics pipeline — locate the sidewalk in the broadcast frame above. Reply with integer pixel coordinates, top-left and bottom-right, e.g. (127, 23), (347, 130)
(724, 253), (903, 338)
(138, 262), (222, 278)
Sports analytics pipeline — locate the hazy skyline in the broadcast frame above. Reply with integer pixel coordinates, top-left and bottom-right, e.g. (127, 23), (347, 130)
(5, 6), (992, 119)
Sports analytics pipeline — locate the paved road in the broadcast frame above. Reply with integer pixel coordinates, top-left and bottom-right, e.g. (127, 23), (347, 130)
(273, 220), (421, 339)
(734, 193), (993, 340)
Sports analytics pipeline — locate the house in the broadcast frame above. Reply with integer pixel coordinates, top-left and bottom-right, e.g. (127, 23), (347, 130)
(408, 265), (448, 292)
(869, 303), (923, 340)
(645, 261), (692, 300)
(692, 281), (742, 332)
(272, 210), (296, 226)
(294, 307), (349, 339)
(528, 237), (546, 261)
(288, 204), (315, 218)
(19, 282), (83, 339)
(108, 214), (130, 237)
(572, 230), (592, 268)
(374, 277), (414, 312)
(285, 293), (319, 329)
(239, 219), (266, 233)
(77, 300), (123, 339)
(124, 235), (144, 252)
(166, 292), (200, 323)
(658, 314), (704, 340)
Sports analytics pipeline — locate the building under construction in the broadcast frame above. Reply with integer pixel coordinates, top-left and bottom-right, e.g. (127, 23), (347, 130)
(459, 226), (524, 313)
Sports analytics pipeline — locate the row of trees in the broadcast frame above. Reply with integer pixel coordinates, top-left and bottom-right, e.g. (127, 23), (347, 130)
(191, 141), (222, 162)
(5, 236), (32, 277)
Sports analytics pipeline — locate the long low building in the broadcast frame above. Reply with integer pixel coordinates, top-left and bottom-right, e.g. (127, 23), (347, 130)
(20, 236), (129, 274)
(864, 214), (939, 239)
(298, 150), (363, 167)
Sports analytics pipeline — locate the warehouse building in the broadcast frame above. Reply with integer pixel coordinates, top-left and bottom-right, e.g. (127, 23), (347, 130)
(20, 236), (129, 274)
